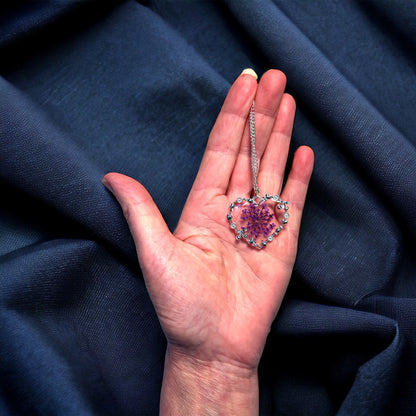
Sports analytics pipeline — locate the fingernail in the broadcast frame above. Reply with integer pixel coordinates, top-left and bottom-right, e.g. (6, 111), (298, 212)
(102, 176), (113, 193)
(240, 68), (258, 80)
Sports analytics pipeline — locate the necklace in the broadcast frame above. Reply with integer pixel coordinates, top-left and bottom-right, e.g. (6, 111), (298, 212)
(226, 101), (290, 249)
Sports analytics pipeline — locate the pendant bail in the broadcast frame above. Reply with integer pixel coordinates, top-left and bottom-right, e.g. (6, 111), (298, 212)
(253, 195), (262, 205)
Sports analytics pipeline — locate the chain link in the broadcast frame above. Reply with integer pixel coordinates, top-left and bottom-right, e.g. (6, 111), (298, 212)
(249, 101), (260, 197)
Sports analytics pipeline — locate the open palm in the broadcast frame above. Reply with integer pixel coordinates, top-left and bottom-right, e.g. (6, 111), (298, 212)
(103, 69), (314, 373)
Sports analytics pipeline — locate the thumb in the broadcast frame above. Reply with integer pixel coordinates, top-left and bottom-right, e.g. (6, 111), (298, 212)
(102, 172), (175, 271)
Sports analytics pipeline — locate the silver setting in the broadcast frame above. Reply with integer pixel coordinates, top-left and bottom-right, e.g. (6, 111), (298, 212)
(226, 194), (289, 250)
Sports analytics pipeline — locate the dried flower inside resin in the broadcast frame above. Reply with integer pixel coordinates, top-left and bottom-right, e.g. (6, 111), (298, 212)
(240, 202), (276, 240)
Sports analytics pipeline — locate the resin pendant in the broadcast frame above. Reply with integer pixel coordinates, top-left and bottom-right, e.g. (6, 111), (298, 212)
(226, 194), (289, 249)
(227, 100), (290, 249)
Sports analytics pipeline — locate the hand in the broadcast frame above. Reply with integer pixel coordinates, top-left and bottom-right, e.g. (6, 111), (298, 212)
(102, 69), (314, 415)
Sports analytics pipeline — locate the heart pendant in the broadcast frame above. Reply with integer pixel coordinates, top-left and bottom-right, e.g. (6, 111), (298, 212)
(226, 194), (289, 249)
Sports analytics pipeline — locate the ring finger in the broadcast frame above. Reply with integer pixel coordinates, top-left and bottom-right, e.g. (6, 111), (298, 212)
(257, 93), (296, 197)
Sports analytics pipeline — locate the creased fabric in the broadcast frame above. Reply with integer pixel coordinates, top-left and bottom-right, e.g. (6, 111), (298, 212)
(1, 1), (415, 415)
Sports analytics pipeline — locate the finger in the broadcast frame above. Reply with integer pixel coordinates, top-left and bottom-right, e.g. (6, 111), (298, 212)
(227, 69), (287, 199)
(280, 146), (315, 242)
(189, 69), (257, 198)
(102, 172), (175, 272)
(258, 93), (296, 196)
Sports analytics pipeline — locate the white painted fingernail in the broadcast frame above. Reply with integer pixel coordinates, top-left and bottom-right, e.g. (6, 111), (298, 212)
(240, 68), (258, 80)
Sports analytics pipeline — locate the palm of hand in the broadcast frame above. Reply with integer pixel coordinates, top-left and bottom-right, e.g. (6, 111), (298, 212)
(103, 70), (314, 371)
(162, 194), (295, 369)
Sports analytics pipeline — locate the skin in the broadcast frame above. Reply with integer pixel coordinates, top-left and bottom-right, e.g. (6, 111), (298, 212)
(102, 69), (314, 415)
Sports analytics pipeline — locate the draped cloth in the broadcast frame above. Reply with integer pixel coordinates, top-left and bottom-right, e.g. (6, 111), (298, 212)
(1, 1), (415, 414)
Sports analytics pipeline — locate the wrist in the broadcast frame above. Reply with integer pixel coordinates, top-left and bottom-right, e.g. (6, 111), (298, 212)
(160, 345), (259, 416)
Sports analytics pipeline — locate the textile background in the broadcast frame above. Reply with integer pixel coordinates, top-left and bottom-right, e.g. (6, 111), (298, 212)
(1, 1), (415, 415)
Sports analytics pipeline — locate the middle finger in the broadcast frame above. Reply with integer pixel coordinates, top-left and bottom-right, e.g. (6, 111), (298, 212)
(227, 69), (287, 199)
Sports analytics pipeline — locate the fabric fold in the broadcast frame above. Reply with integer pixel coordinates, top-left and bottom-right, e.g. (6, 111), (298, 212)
(0, 77), (136, 261)
(1, 1), (415, 415)
(262, 300), (401, 415)
(225, 0), (416, 237)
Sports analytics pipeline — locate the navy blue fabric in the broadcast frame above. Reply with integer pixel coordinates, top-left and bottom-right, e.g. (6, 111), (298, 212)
(1, 1), (415, 414)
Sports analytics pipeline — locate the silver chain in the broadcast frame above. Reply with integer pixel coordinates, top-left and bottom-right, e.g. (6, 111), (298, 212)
(249, 101), (260, 197)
